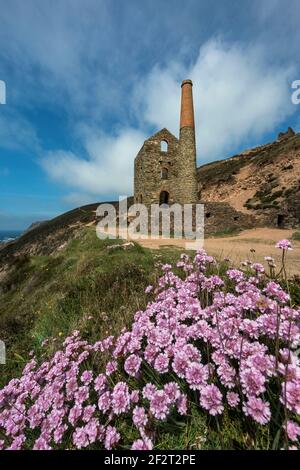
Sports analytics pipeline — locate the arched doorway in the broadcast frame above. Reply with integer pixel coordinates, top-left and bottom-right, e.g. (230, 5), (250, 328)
(277, 214), (285, 228)
(159, 191), (169, 205)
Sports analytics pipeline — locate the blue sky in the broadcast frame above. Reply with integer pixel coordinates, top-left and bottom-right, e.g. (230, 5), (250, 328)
(0, 0), (300, 230)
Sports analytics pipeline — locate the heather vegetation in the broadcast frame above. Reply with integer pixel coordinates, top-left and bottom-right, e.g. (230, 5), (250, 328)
(0, 231), (300, 450)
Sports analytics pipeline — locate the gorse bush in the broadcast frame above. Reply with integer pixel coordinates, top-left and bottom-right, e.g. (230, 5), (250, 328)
(0, 240), (299, 450)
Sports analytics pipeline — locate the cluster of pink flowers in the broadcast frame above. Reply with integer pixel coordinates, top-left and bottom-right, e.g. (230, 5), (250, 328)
(0, 240), (299, 450)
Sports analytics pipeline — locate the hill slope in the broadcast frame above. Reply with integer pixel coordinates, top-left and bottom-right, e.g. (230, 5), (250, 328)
(198, 130), (300, 228)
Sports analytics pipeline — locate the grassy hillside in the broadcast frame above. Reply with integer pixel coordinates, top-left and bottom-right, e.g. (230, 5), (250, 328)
(0, 227), (182, 388)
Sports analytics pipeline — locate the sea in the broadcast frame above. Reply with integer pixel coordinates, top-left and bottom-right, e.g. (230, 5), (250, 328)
(0, 230), (23, 243)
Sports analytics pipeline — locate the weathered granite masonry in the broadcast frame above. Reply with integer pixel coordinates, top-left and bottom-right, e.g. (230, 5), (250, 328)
(134, 79), (198, 206)
(134, 128), (179, 205)
(201, 202), (255, 235)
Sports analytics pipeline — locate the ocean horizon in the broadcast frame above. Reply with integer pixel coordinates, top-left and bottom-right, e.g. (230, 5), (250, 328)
(0, 230), (23, 243)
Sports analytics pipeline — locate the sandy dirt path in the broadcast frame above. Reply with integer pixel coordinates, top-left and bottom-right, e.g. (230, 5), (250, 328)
(137, 228), (300, 276)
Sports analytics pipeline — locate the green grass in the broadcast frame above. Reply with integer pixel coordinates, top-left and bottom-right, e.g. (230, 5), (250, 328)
(0, 228), (186, 388)
(211, 227), (241, 238)
(292, 231), (300, 241)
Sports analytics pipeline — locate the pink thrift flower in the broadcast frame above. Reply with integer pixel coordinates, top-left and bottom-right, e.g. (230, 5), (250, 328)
(73, 427), (89, 449)
(285, 420), (300, 442)
(8, 435), (26, 450)
(68, 404), (82, 426)
(133, 406), (148, 429)
(243, 397), (271, 425)
(240, 368), (266, 396)
(74, 385), (89, 405)
(124, 354), (142, 377)
(33, 436), (52, 450)
(185, 362), (208, 390)
(80, 370), (93, 385)
(200, 384), (224, 416)
(150, 390), (171, 420)
(276, 239), (293, 250)
(172, 351), (189, 378)
(131, 438), (153, 450)
(142, 383), (157, 400)
(98, 391), (111, 413)
(82, 405), (96, 422)
(94, 373), (107, 393)
(154, 353), (169, 373)
(164, 382), (181, 401)
(227, 391), (240, 407)
(104, 425), (120, 450)
(106, 360), (118, 376)
(177, 394), (188, 415)
(282, 380), (300, 414)
(111, 382), (130, 415)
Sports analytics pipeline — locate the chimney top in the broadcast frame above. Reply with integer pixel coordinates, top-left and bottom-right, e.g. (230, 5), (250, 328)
(181, 79), (193, 87)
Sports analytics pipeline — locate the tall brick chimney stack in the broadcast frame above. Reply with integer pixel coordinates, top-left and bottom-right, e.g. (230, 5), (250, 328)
(177, 79), (198, 205)
(180, 79), (195, 130)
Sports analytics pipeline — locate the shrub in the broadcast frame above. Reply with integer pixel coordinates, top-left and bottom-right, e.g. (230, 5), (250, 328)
(292, 231), (300, 241)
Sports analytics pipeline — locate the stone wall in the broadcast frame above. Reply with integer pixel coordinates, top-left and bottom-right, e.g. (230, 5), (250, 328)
(176, 126), (198, 204)
(201, 201), (256, 235)
(134, 128), (179, 206)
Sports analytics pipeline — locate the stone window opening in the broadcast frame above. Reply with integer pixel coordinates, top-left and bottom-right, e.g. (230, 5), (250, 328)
(233, 216), (239, 221)
(139, 194), (143, 203)
(161, 167), (168, 180)
(160, 140), (168, 152)
(205, 212), (211, 218)
(159, 191), (169, 205)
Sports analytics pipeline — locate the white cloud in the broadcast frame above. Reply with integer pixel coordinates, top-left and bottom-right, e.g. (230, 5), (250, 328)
(42, 39), (296, 198)
(139, 39), (296, 161)
(42, 128), (146, 197)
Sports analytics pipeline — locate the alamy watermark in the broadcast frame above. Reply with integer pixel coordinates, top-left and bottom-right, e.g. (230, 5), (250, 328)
(96, 197), (204, 250)
(0, 80), (6, 105)
(291, 80), (300, 105)
(0, 340), (5, 365)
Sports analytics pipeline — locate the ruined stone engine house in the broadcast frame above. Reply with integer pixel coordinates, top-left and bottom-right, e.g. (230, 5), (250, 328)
(134, 79), (198, 207)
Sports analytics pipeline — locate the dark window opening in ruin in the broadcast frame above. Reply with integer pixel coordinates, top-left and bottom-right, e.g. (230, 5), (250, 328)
(159, 191), (169, 205)
(234, 216), (239, 221)
(277, 214), (285, 228)
(161, 168), (168, 180)
(206, 212), (211, 218)
(161, 140), (168, 152)
(139, 194), (143, 203)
